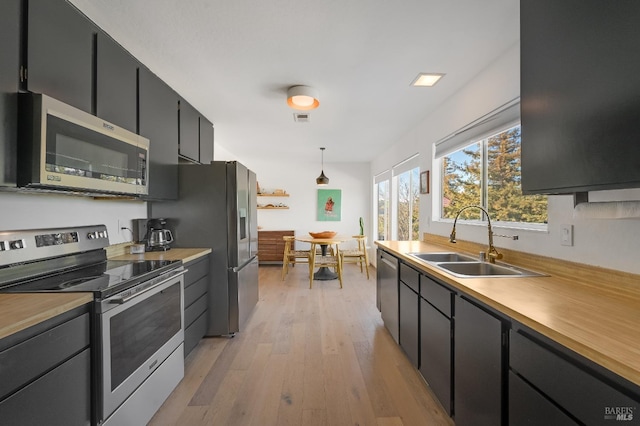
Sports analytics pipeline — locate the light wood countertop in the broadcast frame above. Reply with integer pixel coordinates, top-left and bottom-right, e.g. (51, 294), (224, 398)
(0, 293), (93, 340)
(109, 248), (211, 264)
(376, 240), (640, 388)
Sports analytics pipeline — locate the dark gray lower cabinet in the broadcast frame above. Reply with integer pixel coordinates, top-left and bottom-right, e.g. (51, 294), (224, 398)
(420, 297), (452, 415)
(399, 281), (419, 367)
(509, 371), (577, 426)
(454, 296), (505, 426)
(399, 263), (419, 367)
(510, 328), (640, 425)
(0, 306), (91, 425)
(184, 255), (210, 357)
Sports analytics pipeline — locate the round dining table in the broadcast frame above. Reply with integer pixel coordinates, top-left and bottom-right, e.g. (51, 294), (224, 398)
(294, 235), (351, 280)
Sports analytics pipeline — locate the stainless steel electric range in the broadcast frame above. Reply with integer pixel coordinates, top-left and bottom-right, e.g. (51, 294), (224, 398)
(0, 225), (186, 426)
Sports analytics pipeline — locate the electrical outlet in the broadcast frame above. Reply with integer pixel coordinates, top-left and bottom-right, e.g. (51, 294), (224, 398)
(560, 224), (573, 246)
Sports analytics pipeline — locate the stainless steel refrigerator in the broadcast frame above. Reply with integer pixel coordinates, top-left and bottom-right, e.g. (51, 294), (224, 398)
(150, 161), (259, 336)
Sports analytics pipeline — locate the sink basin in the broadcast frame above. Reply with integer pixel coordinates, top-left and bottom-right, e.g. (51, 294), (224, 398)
(409, 252), (477, 263)
(436, 261), (545, 278)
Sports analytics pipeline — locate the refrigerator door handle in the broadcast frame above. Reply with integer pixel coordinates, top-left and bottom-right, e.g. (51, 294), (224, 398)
(231, 255), (258, 273)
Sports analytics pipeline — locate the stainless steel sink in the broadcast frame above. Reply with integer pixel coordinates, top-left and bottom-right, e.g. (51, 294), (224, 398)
(409, 252), (477, 263)
(408, 251), (545, 278)
(435, 261), (545, 278)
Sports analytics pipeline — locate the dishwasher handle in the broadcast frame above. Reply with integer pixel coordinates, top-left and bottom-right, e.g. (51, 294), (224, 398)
(380, 256), (397, 270)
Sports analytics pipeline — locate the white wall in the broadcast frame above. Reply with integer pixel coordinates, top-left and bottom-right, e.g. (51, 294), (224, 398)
(371, 42), (640, 275)
(0, 191), (147, 244)
(216, 148), (370, 251)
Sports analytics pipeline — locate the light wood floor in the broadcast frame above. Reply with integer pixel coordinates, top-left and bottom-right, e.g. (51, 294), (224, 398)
(149, 263), (453, 426)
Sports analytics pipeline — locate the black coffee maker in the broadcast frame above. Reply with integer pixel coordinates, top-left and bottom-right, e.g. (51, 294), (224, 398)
(133, 218), (174, 251)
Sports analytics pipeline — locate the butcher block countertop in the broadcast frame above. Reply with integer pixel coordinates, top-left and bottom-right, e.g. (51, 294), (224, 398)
(109, 247), (211, 264)
(376, 239), (640, 388)
(0, 293), (93, 340)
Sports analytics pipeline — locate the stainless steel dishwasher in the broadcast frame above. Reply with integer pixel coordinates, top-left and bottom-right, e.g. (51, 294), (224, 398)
(377, 249), (399, 343)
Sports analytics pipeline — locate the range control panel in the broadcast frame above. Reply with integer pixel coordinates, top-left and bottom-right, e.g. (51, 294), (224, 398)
(0, 225), (110, 267)
(0, 239), (26, 251)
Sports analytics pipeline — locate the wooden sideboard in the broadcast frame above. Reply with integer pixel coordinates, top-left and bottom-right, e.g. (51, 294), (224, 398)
(258, 230), (294, 263)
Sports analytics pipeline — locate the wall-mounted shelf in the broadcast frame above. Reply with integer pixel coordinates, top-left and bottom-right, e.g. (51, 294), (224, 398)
(258, 206), (289, 210)
(258, 193), (289, 197)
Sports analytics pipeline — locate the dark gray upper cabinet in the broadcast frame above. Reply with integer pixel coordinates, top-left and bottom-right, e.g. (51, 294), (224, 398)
(96, 31), (139, 133)
(139, 67), (179, 200)
(179, 99), (200, 162)
(0, 0), (20, 187)
(521, 0), (640, 194)
(26, 0), (95, 113)
(199, 117), (214, 164)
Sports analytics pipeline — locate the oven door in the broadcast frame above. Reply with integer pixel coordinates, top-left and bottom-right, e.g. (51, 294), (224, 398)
(98, 270), (184, 422)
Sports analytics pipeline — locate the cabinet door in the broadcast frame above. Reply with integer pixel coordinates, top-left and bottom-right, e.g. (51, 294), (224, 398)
(139, 67), (178, 200)
(454, 296), (504, 426)
(509, 371), (577, 426)
(0, 349), (91, 426)
(420, 298), (452, 415)
(26, 0), (95, 113)
(0, 0), (20, 186)
(399, 281), (419, 367)
(179, 99), (200, 162)
(199, 116), (214, 164)
(96, 31), (138, 133)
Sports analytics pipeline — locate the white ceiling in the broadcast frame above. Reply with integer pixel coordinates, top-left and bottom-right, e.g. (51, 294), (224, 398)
(68, 0), (520, 163)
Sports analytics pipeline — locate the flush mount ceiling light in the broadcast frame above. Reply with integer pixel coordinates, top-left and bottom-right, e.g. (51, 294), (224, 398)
(316, 147), (329, 186)
(287, 85), (320, 110)
(411, 73), (445, 87)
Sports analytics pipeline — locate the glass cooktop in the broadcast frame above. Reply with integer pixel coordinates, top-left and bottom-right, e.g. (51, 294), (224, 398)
(0, 259), (181, 299)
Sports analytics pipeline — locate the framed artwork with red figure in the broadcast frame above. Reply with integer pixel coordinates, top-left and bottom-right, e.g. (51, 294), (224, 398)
(317, 189), (341, 221)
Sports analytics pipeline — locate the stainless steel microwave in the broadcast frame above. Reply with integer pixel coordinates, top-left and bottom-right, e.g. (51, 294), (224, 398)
(18, 94), (149, 196)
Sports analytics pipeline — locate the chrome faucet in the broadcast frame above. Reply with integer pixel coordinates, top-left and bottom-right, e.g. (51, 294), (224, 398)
(449, 205), (503, 263)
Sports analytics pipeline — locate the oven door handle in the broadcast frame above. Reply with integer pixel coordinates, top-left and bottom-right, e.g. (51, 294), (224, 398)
(108, 267), (187, 305)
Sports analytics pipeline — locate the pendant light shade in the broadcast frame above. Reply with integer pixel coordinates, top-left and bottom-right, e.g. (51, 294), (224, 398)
(287, 85), (320, 110)
(316, 147), (329, 186)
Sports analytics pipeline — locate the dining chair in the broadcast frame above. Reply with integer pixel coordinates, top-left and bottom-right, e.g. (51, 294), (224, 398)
(339, 235), (370, 279)
(308, 242), (343, 289)
(281, 236), (310, 280)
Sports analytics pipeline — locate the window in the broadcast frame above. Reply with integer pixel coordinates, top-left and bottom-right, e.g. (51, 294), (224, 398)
(441, 124), (547, 224)
(375, 178), (390, 241)
(395, 167), (420, 240)
(374, 155), (420, 242)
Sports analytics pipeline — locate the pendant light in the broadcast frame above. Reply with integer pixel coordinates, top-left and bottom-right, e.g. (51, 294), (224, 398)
(316, 147), (329, 186)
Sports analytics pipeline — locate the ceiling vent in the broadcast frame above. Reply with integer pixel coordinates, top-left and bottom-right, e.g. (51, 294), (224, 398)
(293, 113), (310, 123)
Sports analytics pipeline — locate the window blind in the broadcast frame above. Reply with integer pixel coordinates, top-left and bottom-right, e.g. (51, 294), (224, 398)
(374, 170), (392, 184)
(392, 153), (420, 176)
(434, 98), (520, 159)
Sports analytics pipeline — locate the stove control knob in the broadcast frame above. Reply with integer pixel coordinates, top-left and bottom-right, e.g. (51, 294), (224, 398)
(9, 239), (24, 250)
(87, 232), (97, 239)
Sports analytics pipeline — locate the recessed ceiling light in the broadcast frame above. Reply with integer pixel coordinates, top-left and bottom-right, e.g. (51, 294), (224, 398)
(411, 73), (445, 87)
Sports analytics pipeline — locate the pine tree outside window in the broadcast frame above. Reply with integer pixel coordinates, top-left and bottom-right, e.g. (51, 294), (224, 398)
(441, 124), (547, 225)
